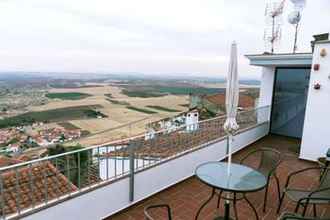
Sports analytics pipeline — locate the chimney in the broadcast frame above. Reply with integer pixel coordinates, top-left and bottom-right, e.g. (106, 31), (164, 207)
(311, 33), (329, 52)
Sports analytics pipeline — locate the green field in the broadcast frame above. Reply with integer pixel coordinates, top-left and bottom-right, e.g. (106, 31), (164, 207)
(122, 89), (166, 98)
(121, 86), (225, 98)
(146, 105), (180, 112)
(156, 86), (225, 95)
(58, 122), (81, 130)
(0, 105), (106, 129)
(49, 83), (104, 89)
(46, 92), (92, 100)
(126, 106), (157, 114)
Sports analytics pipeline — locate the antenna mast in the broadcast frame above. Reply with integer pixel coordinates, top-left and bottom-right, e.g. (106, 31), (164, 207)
(264, 0), (286, 53)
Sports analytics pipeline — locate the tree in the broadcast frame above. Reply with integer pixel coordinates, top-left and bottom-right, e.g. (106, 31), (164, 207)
(48, 144), (93, 188)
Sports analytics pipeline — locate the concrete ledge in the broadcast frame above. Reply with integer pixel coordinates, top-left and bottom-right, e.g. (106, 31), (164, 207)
(245, 53), (312, 67)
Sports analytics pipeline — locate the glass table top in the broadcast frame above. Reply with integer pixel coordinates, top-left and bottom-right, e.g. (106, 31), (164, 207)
(195, 162), (267, 192)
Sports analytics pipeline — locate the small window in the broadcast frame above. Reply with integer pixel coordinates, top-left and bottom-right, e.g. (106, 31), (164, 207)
(194, 114), (198, 117)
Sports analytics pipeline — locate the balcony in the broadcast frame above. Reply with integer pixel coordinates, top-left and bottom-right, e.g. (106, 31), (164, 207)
(1, 105), (328, 220)
(110, 134), (330, 220)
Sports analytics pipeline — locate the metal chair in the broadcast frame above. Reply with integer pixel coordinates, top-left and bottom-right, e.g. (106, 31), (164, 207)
(239, 147), (282, 212)
(144, 204), (172, 220)
(277, 167), (330, 217)
(278, 212), (330, 220)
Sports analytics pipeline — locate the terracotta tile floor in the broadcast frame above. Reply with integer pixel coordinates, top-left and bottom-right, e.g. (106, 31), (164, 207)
(106, 135), (330, 220)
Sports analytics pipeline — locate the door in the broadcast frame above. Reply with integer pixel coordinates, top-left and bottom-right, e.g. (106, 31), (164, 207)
(270, 67), (311, 138)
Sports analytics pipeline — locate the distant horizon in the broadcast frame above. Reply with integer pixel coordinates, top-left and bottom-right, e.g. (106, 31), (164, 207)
(0, 70), (261, 80)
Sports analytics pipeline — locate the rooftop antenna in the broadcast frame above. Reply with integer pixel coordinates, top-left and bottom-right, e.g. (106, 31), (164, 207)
(288, 0), (306, 53)
(264, 0), (287, 54)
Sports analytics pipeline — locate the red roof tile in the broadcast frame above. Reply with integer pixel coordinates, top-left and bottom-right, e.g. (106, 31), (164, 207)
(0, 156), (22, 168)
(205, 93), (255, 108)
(1, 161), (77, 216)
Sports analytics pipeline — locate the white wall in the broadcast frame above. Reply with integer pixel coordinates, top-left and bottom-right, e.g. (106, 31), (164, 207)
(258, 66), (275, 122)
(258, 66), (275, 108)
(22, 123), (269, 220)
(300, 42), (330, 161)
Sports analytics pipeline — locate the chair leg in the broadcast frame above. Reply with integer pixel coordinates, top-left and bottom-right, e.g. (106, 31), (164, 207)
(313, 204), (317, 218)
(263, 181), (269, 212)
(277, 192), (285, 213)
(274, 174), (281, 203)
(294, 202), (301, 213)
(195, 188), (216, 220)
(217, 190), (223, 209)
(302, 203), (308, 217)
(243, 194), (259, 220)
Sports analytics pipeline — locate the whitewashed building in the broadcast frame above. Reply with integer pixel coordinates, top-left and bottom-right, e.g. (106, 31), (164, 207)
(246, 33), (330, 161)
(186, 109), (199, 132)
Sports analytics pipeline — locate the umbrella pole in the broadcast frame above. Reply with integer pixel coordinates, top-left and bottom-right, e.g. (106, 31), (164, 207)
(224, 135), (233, 220)
(227, 135), (232, 175)
(224, 202), (230, 220)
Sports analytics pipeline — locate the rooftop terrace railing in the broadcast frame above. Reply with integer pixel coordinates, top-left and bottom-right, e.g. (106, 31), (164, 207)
(0, 105), (270, 219)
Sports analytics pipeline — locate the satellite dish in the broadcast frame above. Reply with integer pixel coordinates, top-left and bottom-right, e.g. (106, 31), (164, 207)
(288, 10), (301, 24)
(288, 2), (305, 53)
(290, 0), (306, 9)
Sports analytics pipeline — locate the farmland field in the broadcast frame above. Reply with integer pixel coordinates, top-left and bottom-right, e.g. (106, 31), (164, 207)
(106, 99), (129, 105)
(35, 84), (189, 146)
(57, 122), (91, 136)
(157, 86), (225, 95)
(104, 93), (113, 98)
(119, 85), (226, 97)
(146, 105), (180, 112)
(126, 106), (158, 114)
(0, 105), (104, 128)
(121, 89), (165, 98)
(58, 122), (81, 130)
(1, 74), (260, 149)
(24, 83), (193, 146)
(46, 92), (91, 100)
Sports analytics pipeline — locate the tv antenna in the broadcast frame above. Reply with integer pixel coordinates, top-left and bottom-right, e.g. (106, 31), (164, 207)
(264, 0), (287, 53)
(288, 0), (306, 53)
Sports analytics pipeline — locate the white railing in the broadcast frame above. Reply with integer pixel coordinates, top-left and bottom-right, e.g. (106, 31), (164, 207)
(0, 105), (270, 219)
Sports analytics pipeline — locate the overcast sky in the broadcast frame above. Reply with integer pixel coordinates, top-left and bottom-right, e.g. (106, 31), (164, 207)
(0, 0), (329, 79)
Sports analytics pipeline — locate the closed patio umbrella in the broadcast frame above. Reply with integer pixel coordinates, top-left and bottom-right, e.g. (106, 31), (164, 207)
(224, 41), (240, 175)
(223, 41), (240, 220)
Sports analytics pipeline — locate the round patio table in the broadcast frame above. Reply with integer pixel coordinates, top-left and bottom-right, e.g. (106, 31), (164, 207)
(194, 161), (267, 220)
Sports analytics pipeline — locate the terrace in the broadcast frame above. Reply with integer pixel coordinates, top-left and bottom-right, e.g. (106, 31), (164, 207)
(110, 135), (330, 220)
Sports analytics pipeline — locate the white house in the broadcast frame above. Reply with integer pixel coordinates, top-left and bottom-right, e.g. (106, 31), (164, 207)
(145, 128), (156, 140)
(246, 33), (330, 161)
(186, 109), (199, 132)
(6, 144), (21, 154)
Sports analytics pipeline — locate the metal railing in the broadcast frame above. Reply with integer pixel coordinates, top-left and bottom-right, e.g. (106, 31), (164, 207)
(0, 105), (270, 219)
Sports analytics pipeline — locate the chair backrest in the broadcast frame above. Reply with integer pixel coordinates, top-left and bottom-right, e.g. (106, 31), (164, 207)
(320, 167), (330, 189)
(240, 148), (281, 177)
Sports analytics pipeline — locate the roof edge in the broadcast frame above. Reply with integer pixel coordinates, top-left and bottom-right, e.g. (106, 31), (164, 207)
(315, 40), (330, 45)
(245, 53), (313, 67)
